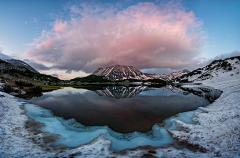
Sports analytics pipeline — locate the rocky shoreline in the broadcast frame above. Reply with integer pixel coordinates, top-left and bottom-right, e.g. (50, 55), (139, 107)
(0, 78), (239, 157)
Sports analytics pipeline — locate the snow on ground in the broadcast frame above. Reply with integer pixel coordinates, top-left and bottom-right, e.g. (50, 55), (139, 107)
(169, 72), (240, 157)
(0, 66), (240, 157)
(0, 91), (53, 157)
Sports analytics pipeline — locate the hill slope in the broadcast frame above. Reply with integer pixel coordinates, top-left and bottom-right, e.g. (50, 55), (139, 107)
(0, 59), (60, 84)
(175, 56), (240, 83)
(5, 59), (39, 74)
(168, 56), (240, 157)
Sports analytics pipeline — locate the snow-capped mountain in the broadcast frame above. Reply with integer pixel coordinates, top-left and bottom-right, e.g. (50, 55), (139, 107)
(145, 69), (190, 81)
(144, 73), (167, 80)
(5, 59), (39, 74)
(175, 56), (240, 82)
(92, 65), (151, 81)
(92, 65), (190, 81)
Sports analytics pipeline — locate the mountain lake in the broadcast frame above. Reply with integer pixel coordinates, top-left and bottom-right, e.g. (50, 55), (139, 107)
(19, 85), (222, 151)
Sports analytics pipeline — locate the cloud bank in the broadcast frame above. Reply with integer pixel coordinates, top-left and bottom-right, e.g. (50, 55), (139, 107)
(25, 1), (205, 73)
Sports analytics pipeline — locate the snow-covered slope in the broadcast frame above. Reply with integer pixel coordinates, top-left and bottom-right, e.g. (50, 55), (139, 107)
(175, 56), (240, 82)
(5, 59), (39, 74)
(92, 65), (151, 81)
(168, 69), (191, 80)
(167, 56), (240, 157)
(168, 79), (240, 157)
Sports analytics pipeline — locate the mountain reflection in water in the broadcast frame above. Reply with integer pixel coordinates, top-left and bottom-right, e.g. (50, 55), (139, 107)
(28, 85), (222, 133)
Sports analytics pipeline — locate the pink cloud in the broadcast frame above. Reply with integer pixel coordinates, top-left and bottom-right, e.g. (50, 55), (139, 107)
(54, 21), (68, 32)
(25, 1), (205, 73)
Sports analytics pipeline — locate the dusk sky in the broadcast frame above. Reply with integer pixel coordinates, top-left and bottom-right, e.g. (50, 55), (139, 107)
(0, 0), (240, 79)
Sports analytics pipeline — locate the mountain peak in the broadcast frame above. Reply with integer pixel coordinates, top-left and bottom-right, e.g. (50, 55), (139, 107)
(182, 69), (191, 73)
(92, 65), (151, 81)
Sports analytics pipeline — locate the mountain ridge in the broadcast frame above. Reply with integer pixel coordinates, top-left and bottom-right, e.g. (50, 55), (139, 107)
(175, 56), (240, 83)
(92, 64), (190, 81)
(92, 65), (152, 81)
(0, 58), (60, 85)
(5, 59), (39, 74)
(145, 69), (190, 81)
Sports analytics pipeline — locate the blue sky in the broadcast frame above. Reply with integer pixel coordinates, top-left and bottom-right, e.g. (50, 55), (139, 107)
(182, 0), (240, 58)
(0, 0), (239, 79)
